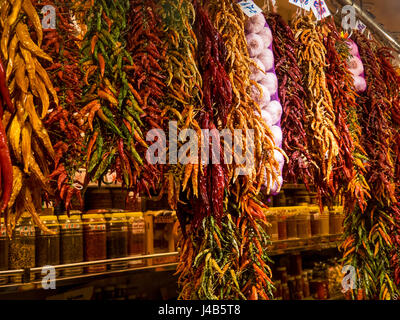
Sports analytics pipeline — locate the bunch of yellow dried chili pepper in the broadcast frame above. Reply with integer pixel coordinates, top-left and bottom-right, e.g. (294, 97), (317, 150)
(291, 12), (339, 210)
(1, 0), (58, 235)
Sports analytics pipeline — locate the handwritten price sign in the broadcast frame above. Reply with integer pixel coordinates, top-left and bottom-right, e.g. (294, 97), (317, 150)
(237, 0), (262, 17)
(289, 0), (312, 11)
(311, 0), (331, 21)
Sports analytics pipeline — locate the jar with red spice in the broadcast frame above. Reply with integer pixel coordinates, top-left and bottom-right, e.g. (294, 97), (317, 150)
(82, 213), (107, 273)
(277, 208), (288, 245)
(126, 212), (146, 268)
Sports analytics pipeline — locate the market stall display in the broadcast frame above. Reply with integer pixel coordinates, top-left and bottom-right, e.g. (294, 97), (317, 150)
(0, 0), (398, 301)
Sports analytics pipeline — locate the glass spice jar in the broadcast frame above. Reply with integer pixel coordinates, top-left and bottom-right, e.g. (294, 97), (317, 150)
(277, 208), (288, 241)
(105, 212), (128, 270)
(297, 207), (311, 239)
(282, 283), (290, 300)
(329, 208), (336, 234)
(286, 208), (298, 240)
(335, 206), (345, 234)
(309, 206), (321, 237)
(276, 266), (288, 284)
(0, 217), (8, 285)
(274, 280), (283, 300)
(126, 212), (146, 268)
(320, 208), (330, 236)
(295, 275), (304, 300)
(59, 213), (84, 276)
(82, 213), (107, 273)
(9, 215), (35, 283)
(287, 276), (296, 300)
(302, 271), (310, 298)
(35, 216), (60, 273)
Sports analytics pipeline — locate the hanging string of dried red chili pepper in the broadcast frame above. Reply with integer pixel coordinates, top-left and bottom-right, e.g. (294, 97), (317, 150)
(265, 12), (314, 188)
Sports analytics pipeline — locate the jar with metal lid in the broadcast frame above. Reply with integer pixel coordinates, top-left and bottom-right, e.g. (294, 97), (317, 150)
(126, 212), (146, 268)
(9, 214), (35, 283)
(82, 213), (107, 273)
(286, 207), (298, 240)
(309, 206), (321, 237)
(0, 217), (8, 285)
(35, 215), (60, 278)
(296, 207), (311, 239)
(59, 213), (84, 276)
(105, 212), (128, 270)
(320, 207), (330, 236)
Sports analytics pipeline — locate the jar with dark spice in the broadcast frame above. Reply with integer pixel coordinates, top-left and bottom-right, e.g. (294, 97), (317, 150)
(35, 216), (60, 274)
(82, 213), (107, 273)
(9, 215), (35, 283)
(126, 212), (146, 268)
(106, 212), (128, 270)
(59, 213), (84, 276)
(0, 217), (8, 285)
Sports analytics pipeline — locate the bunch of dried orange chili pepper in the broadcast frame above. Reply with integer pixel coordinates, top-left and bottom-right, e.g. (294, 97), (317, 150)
(124, 0), (166, 199)
(32, 0), (86, 212)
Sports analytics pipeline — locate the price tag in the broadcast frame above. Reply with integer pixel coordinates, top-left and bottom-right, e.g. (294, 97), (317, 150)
(289, 0), (312, 11)
(237, 0), (263, 17)
(355, 20), (366, 33)
(311, 0), (331, 21)
(41, 5), (56, 30)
